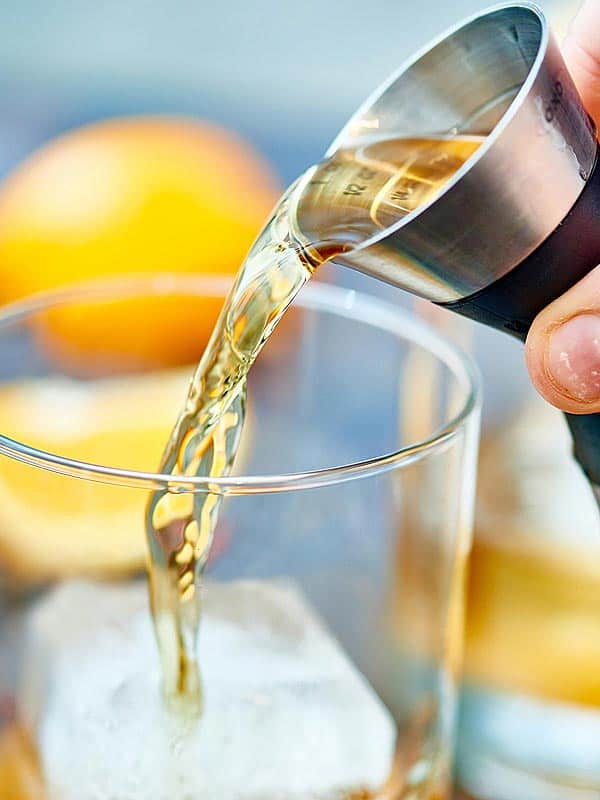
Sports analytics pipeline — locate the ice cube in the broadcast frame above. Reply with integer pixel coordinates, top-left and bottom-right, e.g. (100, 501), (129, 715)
(19, 579), (396, 800)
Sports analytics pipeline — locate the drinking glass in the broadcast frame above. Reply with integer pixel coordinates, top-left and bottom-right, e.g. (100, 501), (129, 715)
(458, 383), (600, 800)
(0, 274), (480, 800)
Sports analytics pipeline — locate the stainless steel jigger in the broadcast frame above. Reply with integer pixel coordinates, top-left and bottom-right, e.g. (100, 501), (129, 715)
(318, 3), (600, 497)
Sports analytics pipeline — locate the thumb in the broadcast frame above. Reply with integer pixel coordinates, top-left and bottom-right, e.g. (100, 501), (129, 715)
(526, 266), (600, 414)
(523, 2), (600, 414)
(562, 0), (600, 126)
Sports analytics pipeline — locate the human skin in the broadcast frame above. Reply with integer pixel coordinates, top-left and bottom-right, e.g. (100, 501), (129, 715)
(526, 0), (600, 414)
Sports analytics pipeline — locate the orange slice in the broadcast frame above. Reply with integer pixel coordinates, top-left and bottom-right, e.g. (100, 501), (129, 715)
(0, 726), (44, 800)
(0, 368), (252, 583)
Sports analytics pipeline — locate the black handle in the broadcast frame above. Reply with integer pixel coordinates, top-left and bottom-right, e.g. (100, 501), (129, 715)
(441, 147), (600, 487)
(564, 414), (600, 485)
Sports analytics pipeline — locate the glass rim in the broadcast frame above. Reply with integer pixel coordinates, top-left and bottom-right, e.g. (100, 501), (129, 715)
(0, 273), (481, 494)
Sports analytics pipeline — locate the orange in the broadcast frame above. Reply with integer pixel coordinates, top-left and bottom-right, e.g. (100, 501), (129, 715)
(0, 116), (280, 369)
(35, 290), (227, 376)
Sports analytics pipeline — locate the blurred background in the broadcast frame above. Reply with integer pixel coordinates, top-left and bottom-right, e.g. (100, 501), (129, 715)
(0, 0), (572, 184)
(0, 0), (576, 419)
(2, 1), (600, 799)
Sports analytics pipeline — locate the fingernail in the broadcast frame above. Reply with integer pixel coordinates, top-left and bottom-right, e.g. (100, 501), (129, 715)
(547, 313), (600, 401)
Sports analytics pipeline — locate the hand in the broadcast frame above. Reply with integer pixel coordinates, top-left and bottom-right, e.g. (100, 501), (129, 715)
(526, 0), (600, 414)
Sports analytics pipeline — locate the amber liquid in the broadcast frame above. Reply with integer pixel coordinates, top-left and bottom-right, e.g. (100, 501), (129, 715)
(144, 134), (483, 711)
